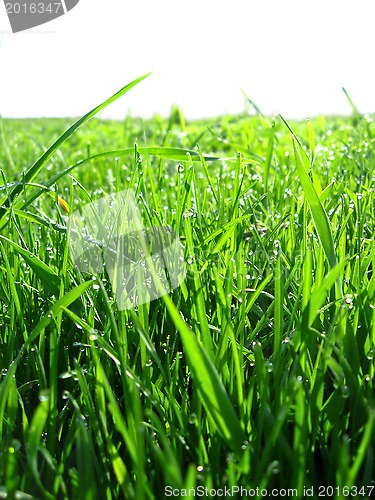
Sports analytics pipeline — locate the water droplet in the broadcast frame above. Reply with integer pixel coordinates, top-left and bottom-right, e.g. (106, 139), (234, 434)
(39, 390), (50, 402)
(341, 385), (350, 398)
(188, 413), (197, 424)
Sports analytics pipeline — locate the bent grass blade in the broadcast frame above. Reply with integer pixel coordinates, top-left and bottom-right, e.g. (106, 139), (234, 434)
(280, 116), (339, 281)
(2, 148), (221, 219)
(162, 293), (246, 452)
(0, 73), (152, 227)
(0, 235), (60, 296)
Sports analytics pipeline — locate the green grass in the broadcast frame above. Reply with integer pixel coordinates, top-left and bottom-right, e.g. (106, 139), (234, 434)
(0, 77), (375, 499)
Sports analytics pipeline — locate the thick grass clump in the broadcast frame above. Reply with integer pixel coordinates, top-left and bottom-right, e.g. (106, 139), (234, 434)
(0, 77), (374, 499)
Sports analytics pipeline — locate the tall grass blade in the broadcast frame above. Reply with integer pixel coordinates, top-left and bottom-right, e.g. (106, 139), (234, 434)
(280, 115), (337, 270)
(0, 235), (60, 295)
(0, 73), (151, 225)
(162, 293), (246, 451)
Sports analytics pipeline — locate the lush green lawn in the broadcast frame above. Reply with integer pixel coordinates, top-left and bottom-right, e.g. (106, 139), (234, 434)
(0, 77), (374, 499)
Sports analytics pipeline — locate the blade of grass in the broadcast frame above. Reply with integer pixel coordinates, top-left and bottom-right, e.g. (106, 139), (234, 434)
(347, 413), (374, 486)
(0, 235), (60, 296)
(2, 148), (221, 220)
(304, 260), (347, 328)
(0, 73), (152, 225)
(280, 115), (338, 271)
(263, 120), (275, 194)
(162, 293), (246, 452)
(342, 87), (360, 119)
(26, 398), (53, 499)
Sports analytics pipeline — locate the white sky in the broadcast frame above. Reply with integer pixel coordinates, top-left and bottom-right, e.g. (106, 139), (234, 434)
(0, 0), (374, 120)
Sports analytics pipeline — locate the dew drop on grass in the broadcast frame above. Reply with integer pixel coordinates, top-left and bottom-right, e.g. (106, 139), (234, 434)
(266, 362), (273, 373)
(341, 386), (350, 398)
(271, 462), (280, 475)
(188, 413), (197, 424)
(241, 440), (249, 451)
(39, 390), (50, 402)
(345, 295), (354, 309)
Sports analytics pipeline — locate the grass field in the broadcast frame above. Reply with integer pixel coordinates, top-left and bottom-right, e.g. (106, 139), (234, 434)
(0, 76), (374, 499)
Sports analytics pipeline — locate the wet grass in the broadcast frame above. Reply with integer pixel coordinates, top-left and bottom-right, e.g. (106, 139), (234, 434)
(0, 78), (375, 499)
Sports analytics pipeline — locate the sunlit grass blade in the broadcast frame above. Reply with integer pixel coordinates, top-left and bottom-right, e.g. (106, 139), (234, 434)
(1, 148), (220, 218)
(184, 218), (214, 359)
(240, 88), (271, 128)
(0, 73), (151, 225)
(26, 398), (53, 499)
(342, 86), (360, 119)
(76, 417), (96, 500)
(208, 127), (264, 161)
(347, 413), (374, 486)
(280, 115), (337, 270)
(26, 280), (94, 344)
(304, 260), (347, 328)
(263, 120), (275, 194)
(273, 253), (283, 373)
(0, 235), (60, 295)
(162, 293), (246, 452)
